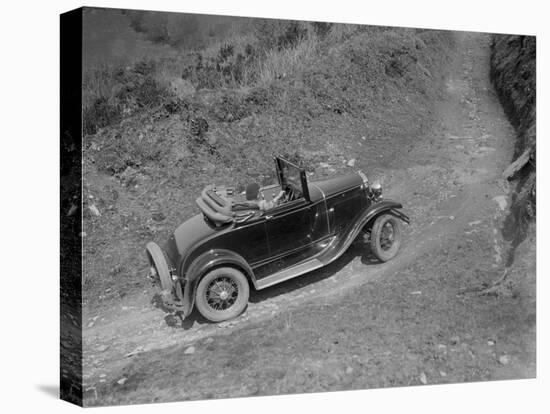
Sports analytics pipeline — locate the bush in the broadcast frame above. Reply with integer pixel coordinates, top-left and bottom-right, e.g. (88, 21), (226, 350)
(312, 22), (333, 38)
(83, 60), (173, 135)
(254, 20), (308, 51)
(83, 97), (121, 136)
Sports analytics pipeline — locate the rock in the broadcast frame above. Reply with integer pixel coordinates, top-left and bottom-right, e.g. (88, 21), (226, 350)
(345, 366), (354, 375)
(218, 321), (237, 328)
(319, 162), (331, 169)
(205, 338), (214, 344)
(95, 344), (109, 353)
(502, 148), (531, 180)
(493, 195), (508, 211)
(99, 374), (106, 378)
(498, 355), (510, 365)
(419, 372), (428, 385)
(487, 340), (495, 346)
(410, 291), (422, 295)
(125, 346), (145, 357)
(88, 204), (101, 217)
(117, 377), (128, 385)
(347, 159), (356, 167)
(152, 212), (166, 222)
(184, 346), (196, 355)
(436, 344), (447, 351)
(439, 371), (447, 377)
(450, 336), (460, 345)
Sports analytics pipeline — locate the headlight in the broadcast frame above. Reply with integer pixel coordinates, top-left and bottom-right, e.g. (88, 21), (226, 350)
(370, 180), (382, 198)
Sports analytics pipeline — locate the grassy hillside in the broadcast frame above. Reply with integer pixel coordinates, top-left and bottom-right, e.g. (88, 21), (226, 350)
(82, 21), (455, 306)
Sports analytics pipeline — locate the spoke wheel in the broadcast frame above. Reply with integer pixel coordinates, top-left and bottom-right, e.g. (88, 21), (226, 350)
(195, 267), (249, 322)
(206, 277), (239, 310)
(370, 214), (402, 262)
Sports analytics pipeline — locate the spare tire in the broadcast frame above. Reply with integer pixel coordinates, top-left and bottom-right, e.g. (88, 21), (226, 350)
(146, 242), (173, 293)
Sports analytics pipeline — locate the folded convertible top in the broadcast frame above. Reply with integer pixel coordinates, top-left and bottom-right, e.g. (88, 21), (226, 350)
(196, 186), (258, 227)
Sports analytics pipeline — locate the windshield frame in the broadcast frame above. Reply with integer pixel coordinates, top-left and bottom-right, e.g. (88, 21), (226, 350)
(274, 156), (310, 202)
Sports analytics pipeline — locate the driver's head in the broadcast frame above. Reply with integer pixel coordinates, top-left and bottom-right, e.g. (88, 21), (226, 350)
(245, 182), (261, 201)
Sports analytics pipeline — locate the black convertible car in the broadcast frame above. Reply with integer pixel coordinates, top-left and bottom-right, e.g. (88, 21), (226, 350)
(146, 156), (409, 322)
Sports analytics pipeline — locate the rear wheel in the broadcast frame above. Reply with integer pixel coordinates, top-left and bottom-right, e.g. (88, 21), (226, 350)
(195, 267), (249, 322)
(370, 214), (402, 262)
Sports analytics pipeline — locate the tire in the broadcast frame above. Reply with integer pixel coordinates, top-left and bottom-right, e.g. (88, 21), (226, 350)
(146, 242), (173, 292)
(370, 214), (402, 262)
(195, 267), (249, 322)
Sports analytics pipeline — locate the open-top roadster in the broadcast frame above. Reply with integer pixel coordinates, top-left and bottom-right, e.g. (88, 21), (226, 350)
(146, 156), (409, 322)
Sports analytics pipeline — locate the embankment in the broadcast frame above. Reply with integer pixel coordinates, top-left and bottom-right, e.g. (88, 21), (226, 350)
(490, 34), (536, 290)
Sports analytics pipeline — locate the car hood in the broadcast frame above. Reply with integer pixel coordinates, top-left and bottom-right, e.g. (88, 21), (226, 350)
(163, 213), (219, 265)
(310, 173), (363, 201)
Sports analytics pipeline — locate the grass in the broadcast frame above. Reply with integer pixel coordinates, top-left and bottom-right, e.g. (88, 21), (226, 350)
(257, 33), (320, 85)
(83, 20), (336, 135)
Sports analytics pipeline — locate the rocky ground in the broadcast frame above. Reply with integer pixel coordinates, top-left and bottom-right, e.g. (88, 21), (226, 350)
(80, 31), (535, 406)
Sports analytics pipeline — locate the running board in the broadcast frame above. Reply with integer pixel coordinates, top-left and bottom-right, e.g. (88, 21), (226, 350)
(255, 258), (324, 289)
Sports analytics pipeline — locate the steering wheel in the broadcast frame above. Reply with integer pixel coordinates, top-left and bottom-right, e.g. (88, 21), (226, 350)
(287, 186), (296, 202)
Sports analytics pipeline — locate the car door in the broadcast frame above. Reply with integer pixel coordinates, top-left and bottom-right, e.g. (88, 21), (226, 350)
(265, 199), (314, 259)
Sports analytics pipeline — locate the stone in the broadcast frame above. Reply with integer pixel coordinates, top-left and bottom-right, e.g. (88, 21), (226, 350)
(498, 355), (510, 365)
(419, 372), (428, 385)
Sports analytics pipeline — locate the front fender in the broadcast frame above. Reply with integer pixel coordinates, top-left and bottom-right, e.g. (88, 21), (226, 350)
(179, 249), (255, 317)
(364, 200), (410, 224)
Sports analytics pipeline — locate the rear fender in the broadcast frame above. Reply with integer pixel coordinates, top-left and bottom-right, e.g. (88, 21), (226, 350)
(180, 249), (255, 317)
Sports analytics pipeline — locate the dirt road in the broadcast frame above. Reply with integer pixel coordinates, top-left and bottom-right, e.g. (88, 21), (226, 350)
(82, 32), (535, 404)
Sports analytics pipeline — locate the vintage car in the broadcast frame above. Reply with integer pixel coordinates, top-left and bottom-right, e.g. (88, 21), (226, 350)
(146, 156), (409, 322)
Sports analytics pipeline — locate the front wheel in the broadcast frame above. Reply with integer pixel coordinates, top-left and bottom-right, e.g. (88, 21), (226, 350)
(370, 214), (402, 262)
(195, 267), (250, 322)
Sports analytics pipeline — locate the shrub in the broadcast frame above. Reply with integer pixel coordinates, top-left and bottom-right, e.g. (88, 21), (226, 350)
(312, 22), (333, 38)
(254, 20), (308, 51)
(83, 97), (121, 136)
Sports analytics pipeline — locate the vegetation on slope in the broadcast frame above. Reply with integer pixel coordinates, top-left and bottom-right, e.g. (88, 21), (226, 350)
(82, 20), (455, 305)
(490, 35), (536, 273)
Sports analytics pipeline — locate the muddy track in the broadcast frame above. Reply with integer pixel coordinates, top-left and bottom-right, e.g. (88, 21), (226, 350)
(82, 32), (517, 390)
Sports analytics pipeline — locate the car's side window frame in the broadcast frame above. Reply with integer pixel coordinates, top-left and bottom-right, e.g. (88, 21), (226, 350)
(263, 197), (307, 217)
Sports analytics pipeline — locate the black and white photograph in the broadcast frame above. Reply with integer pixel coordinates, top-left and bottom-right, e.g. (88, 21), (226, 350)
(58, 5), (539, 407)
(4, 1), (542, 412)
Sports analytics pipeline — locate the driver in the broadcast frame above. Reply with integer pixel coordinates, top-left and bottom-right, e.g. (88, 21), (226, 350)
(245, 182), (285, 211)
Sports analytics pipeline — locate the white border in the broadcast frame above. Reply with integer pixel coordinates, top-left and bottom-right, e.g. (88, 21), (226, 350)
(0, 1), (546, 413)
